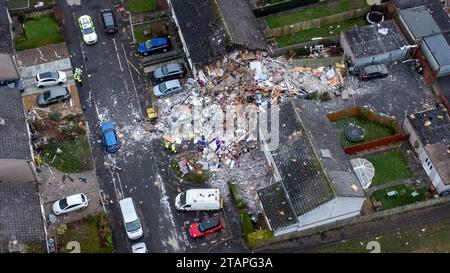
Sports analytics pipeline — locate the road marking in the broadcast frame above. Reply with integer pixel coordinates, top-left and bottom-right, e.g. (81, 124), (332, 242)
(112, 38), (124, 72)
(121, 42), (142, 115)
(115, 171), (125, 199)
(108, 169), (120, 200)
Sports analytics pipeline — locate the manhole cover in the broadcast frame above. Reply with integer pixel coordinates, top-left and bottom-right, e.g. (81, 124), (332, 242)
(345, 124), (365, 142)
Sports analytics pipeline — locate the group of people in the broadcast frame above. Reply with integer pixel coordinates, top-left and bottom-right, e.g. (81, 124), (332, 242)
(74, 67), (84, 85)
(164, 141), (177, 154)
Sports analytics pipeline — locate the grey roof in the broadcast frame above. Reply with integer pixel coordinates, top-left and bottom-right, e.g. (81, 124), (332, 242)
(407, 107), (450, 146)
(215, 0), (267, 50)
(0, 182), (46, 251)
(392, 0), (440, 9)
(423, 33), (450, 67)
(0, 0), (14, 55)
(399, 3), (450, 39)
(257, 182), (298, 230)
(436, 75), (450, 99)
(0, 88), (32, 160)
(342, 20), (409, 58)
(171, 0), (228, 68)
(291, 99), (365, 197)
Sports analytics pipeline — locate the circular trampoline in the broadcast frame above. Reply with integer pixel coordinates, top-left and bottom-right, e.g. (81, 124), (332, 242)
(345, 123), (365, 142)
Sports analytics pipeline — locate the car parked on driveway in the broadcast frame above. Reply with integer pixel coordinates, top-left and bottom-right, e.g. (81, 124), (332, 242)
(78, 15), (97, 44)
(188, 215), (223, 239)
(35, 71), (67, 88)
(36, 87), (71, 107)
(359, 64), (388, 80)
(138, 37), (171, 56)
(101, 121), (121, 153)
(132, 242), (148, 253)
(53, 193), (89, 215)
(100, 9), (117, 34)
(152, 63), (186, 83)
(153, 79), (183, 97)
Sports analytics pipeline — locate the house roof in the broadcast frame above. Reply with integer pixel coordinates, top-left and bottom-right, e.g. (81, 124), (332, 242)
(291, 99), (365, 197)
(408, 107), (450, 146)
(399, 3), (450, 39)
(0, 88), (32, 160)
(0, 0), (14, 55)
(392, 0), (441, 10)
(0, 182), (46, 252)
(257, 182), (298, 231)
(171, 0), (228, 68)
(342, 20), (409, 58)
(215, 0), (267, 50)
(422, 33), (450, 67)
(436, 74), (450, 99)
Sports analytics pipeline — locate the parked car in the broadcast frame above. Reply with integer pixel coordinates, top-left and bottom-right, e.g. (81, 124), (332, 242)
(153, 79), (183, 97)
(152, 63), (186, 83)
(36, 87), (71, 107)
(188, 215), (223, 239)
(100, 9), (117, 34)
(359, 64), (388, 80)
(0, 79), (24, 92)
(119, 198), (143, 240)
(35, 71), (67, 88)
(138, 37), (171, 56)
(132, 242), (148, 253)
(78, 15), (97, 44)
(52, 193), (89, 215)
(101, 121), (121, 153)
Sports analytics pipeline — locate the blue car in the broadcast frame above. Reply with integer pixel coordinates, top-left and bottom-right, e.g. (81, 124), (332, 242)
(101, 121), (120, 153)
(138, 37), (171, 56)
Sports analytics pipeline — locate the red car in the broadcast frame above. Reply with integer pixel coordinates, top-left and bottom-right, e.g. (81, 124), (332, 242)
(188, 215), (223, 239)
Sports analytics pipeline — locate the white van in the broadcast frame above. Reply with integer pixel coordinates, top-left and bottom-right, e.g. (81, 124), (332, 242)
(175, 189), (221, 211)
(119, 198), (143, 240)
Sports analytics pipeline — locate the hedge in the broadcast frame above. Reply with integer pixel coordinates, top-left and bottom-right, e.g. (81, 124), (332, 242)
(254, 0), (319, 17)
(240, 209), (254, 237)
(228, 180), (248, 209)
(247, 229), (274, 249)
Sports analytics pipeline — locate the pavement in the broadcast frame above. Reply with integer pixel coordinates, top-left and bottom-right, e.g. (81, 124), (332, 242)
(56, 0), (245, 253)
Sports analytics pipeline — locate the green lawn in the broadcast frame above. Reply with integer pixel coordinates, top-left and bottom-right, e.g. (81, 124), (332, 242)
(267, 0), (367, 28)
(133, 25), (148, 43)
(57, 214), (113, 253)
(365, 150), (412, 186)
(5, 0), (29, 9)
(42, 137), (93, 173)
(14, 16), (64, 51)
(128, 0), (157, 13)
(277, 16), (367, 47)
(312, 210), (450, 253)
(333, 116), (396, 148)
(371, 184), (428, 210)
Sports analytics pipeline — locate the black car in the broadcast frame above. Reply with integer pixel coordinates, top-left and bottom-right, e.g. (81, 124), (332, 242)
(359, 64), (388, 80)
(152, 63), (186, 83)
(37, 87), (71, 107)
(100, 9), (117, 34)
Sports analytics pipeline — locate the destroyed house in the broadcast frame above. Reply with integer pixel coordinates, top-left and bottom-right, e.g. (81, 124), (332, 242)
(258, 99), (366, 236)
(403, 107), (450, 194)
(340, 20), (410, 68)
(0, 88), (37, 183)
(169, 0), (266, 71)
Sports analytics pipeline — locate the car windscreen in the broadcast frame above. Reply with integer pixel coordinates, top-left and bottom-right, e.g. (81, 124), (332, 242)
(103, 13), (114, 26)
(125, 219), (141, 232)
(144, 40), (153, 49)
(179, 192), (186, 206)
(159, 82), (168, 93)
(59, 198), (69, 209)
(161, 66), (169, 75)
(43, 92), (51, 100)
(83, 27), (94, 35)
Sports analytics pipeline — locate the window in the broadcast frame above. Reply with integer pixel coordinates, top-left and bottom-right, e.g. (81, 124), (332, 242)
(429, 165), (433, 171)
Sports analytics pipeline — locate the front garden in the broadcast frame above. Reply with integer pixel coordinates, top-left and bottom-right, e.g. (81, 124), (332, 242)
(127, 0), (158, 13)
(14, 15), (64, 51)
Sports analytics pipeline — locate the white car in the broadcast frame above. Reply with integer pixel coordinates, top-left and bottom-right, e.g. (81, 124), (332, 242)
(35, 71), (67, 88)
(78, 15), (97, 44)
(52, 193), (89, 215)
(132, 242), (148, 253)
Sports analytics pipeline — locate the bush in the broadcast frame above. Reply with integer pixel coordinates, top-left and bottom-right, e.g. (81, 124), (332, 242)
(49, 111), (62, 121)
(240, 209), (254, 237)
(18, 12), (26, 24)
(305, 91), (319, 100)
(295, 47), (310, 57)
(32, 13), (43, 21)
(247, 229), (274, 249)
(229, 181), (248, 209)
(320, 92), (332, 102)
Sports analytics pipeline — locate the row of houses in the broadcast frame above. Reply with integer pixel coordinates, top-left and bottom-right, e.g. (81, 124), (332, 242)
(0, 0), (46, 252)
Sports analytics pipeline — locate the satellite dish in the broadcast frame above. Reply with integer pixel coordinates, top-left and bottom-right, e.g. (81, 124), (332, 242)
(350, 158), (375, 189)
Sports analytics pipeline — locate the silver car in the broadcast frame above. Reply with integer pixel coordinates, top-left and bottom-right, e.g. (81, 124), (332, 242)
(37, 87), (71, 107)
(35, 71), (67, 88)
(153, 79), (183, 97)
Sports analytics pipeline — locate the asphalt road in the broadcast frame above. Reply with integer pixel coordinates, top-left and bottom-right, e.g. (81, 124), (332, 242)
(59, 0), (186, 253)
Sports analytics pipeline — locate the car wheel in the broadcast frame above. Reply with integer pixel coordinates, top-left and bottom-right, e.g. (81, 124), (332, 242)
(163, 48), (168, 52)
(58, 82), (63, 85)
(144, 52), (148, 56)
(38, 85), (43, 88)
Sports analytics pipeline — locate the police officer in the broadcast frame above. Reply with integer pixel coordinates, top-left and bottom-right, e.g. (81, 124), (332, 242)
(164, 142), (170, 150)
(171, 144), (177, 154)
